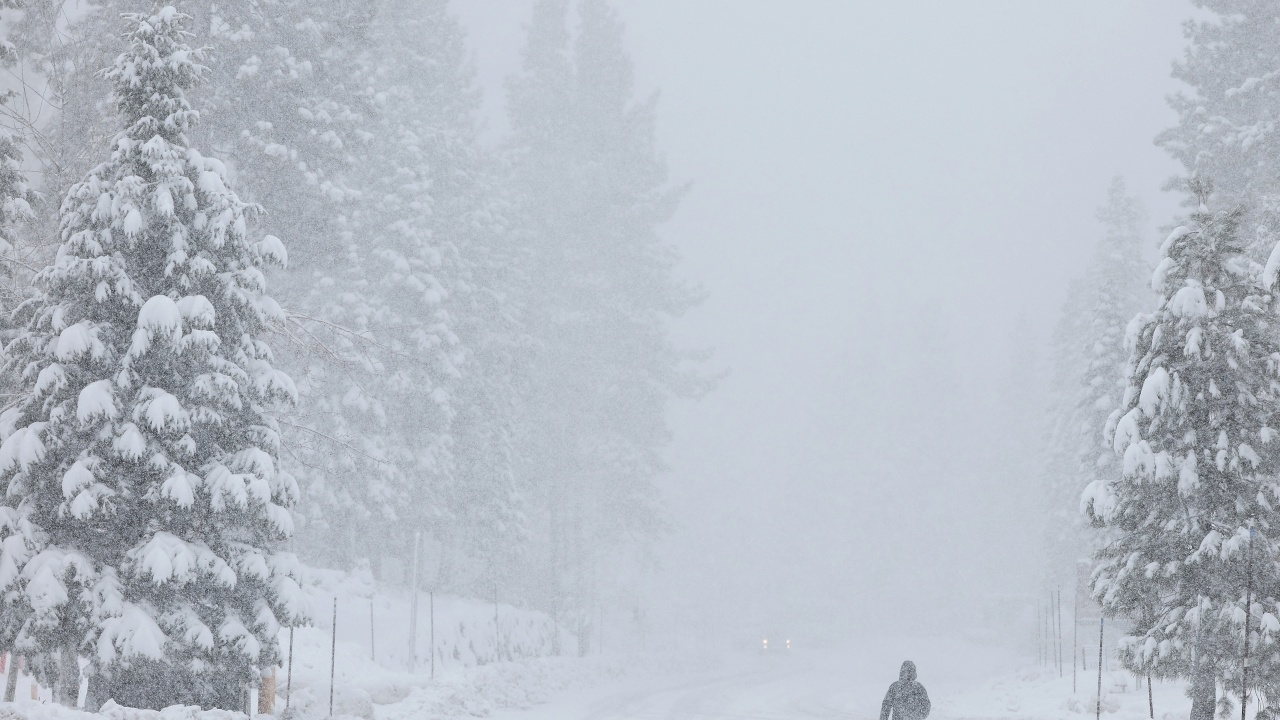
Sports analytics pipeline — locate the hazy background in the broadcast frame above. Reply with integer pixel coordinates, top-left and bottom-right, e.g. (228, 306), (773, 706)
(455, 1), (1196, 646)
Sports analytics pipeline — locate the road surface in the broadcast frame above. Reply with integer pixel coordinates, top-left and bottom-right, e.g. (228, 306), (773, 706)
(489, 639), (1021, 720)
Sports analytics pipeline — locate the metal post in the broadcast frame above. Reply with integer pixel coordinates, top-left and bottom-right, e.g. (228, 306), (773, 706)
(1057, 587), (1064, 677)
(1046, 597), (1052, 668)
(410, 532), (421, 672)
(1047, 594), (1052, 672)
(1243, 527), (1254, 720)
(1047, 597), (1053, 668)
(1050, 592), (1056, 674)
(329, 598), (337, 718)
(1073, 599), (1078, 692)
(1096, 618), (1104, 720)
(286, 627), (294, 712)
(1037, 603), (1043, 666)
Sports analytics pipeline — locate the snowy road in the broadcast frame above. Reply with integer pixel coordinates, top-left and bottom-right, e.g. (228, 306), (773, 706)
(489, 640), (1023, 720)
(492, 659), (868, 720)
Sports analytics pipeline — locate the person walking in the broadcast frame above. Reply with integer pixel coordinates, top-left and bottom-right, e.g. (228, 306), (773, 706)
(880, 661), (931, 720)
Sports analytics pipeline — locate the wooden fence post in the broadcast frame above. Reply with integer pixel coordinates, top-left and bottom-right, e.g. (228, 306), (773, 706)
(258, 667), (277, 715)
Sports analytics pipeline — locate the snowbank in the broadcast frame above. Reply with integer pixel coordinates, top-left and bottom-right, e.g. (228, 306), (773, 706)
(0, 701), (241, 720)
(0, 566), (667, 720)
(0, 656), (651, 720)
(940, 665), (1190, 720)
(294, 567), (577, 678)
(241, 565), (602, 718)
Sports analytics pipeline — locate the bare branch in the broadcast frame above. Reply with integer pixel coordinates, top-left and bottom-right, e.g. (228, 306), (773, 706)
(276, 417), (391, 467)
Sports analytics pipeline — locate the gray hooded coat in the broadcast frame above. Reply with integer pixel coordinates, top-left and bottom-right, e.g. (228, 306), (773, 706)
(880, 661), (930, 720)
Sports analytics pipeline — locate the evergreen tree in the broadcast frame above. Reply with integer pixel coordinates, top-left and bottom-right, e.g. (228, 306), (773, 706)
(11, 0), (525, 585)
(10, 0), (378, 278)
(275, 0), (525, 579)
(375, 0), (524, 592)
(192, 0), (376, 272)
(0, 132), (32, 327)
(505, 0), (703, 640)
(1085, 196), (1280, 720)
(0, 17), (37, 341)
(1156, 0), (1280, 251)
(6, 0), (126, 250)
(1043, 178), (1148, 584)
(147, 0), (386, 566)
(4, 0), (380, 561)
(0, 9), (302, 709)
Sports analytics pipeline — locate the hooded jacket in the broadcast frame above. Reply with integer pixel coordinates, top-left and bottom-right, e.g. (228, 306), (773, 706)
(880, 661), (930, 720)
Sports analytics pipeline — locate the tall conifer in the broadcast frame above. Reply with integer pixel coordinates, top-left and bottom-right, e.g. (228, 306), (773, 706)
(506, 0), (703, 638)
(0, 9), (302, 709)
(1157, 1), (1280, 251)
(1086, 197), (1280, 720)
(1043, 179), (1149, 583)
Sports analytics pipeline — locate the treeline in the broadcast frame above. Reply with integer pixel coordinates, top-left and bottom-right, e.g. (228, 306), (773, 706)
(1042, 3), (1280, 718)
(0, 0), (699, 708)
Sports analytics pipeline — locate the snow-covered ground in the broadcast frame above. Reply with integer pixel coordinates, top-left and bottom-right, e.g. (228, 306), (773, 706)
(942, 666), (1188, 720)
(277, 566), (581, 720)
(0, 573), (1195, 720)
(0, 566), (700, 720)
(0, 646), (1196, 720)
(481, 642), (1193, 720)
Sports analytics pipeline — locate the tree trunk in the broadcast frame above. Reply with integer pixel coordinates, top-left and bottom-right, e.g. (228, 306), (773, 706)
(1189, 664), (1215, 720)
(56, 639), (79, 706)
(83, 673), (107, 713)
(577, 614), (591, 658)
(4, 655), (20, 702)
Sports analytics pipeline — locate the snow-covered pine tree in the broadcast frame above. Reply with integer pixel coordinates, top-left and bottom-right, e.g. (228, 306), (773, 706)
(0, 0), (36, 670)
(356, 0), (524, 592)
(5, 0), (127, 257)
(0, 18), (37, 341)
(1156, 0), (1280, 253)
(0, 134), (34, 280)
(155, 0), (390, 568)
(1042, 178), (1148, 585)
(5, 0), (385, 565)
(192, 0), (375, 272)
(12, 0), (525, 589)
(505, 0), (703, 637)
(287, 0), (525, 581)
(0, 8), (302, 709)
(1084, 195), (1280, 720)
(0, 162), (27, 340)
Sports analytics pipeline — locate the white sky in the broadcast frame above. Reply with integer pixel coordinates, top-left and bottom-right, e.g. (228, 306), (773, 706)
(455, 1), (1199, 642)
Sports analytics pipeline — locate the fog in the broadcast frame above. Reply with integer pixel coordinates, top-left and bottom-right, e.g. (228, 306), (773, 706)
(458, 1), (1192, 643)
(0, 0), (1255, 713)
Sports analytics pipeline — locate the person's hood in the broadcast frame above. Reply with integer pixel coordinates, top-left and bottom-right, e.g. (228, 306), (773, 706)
(900, 661), (916, 681)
